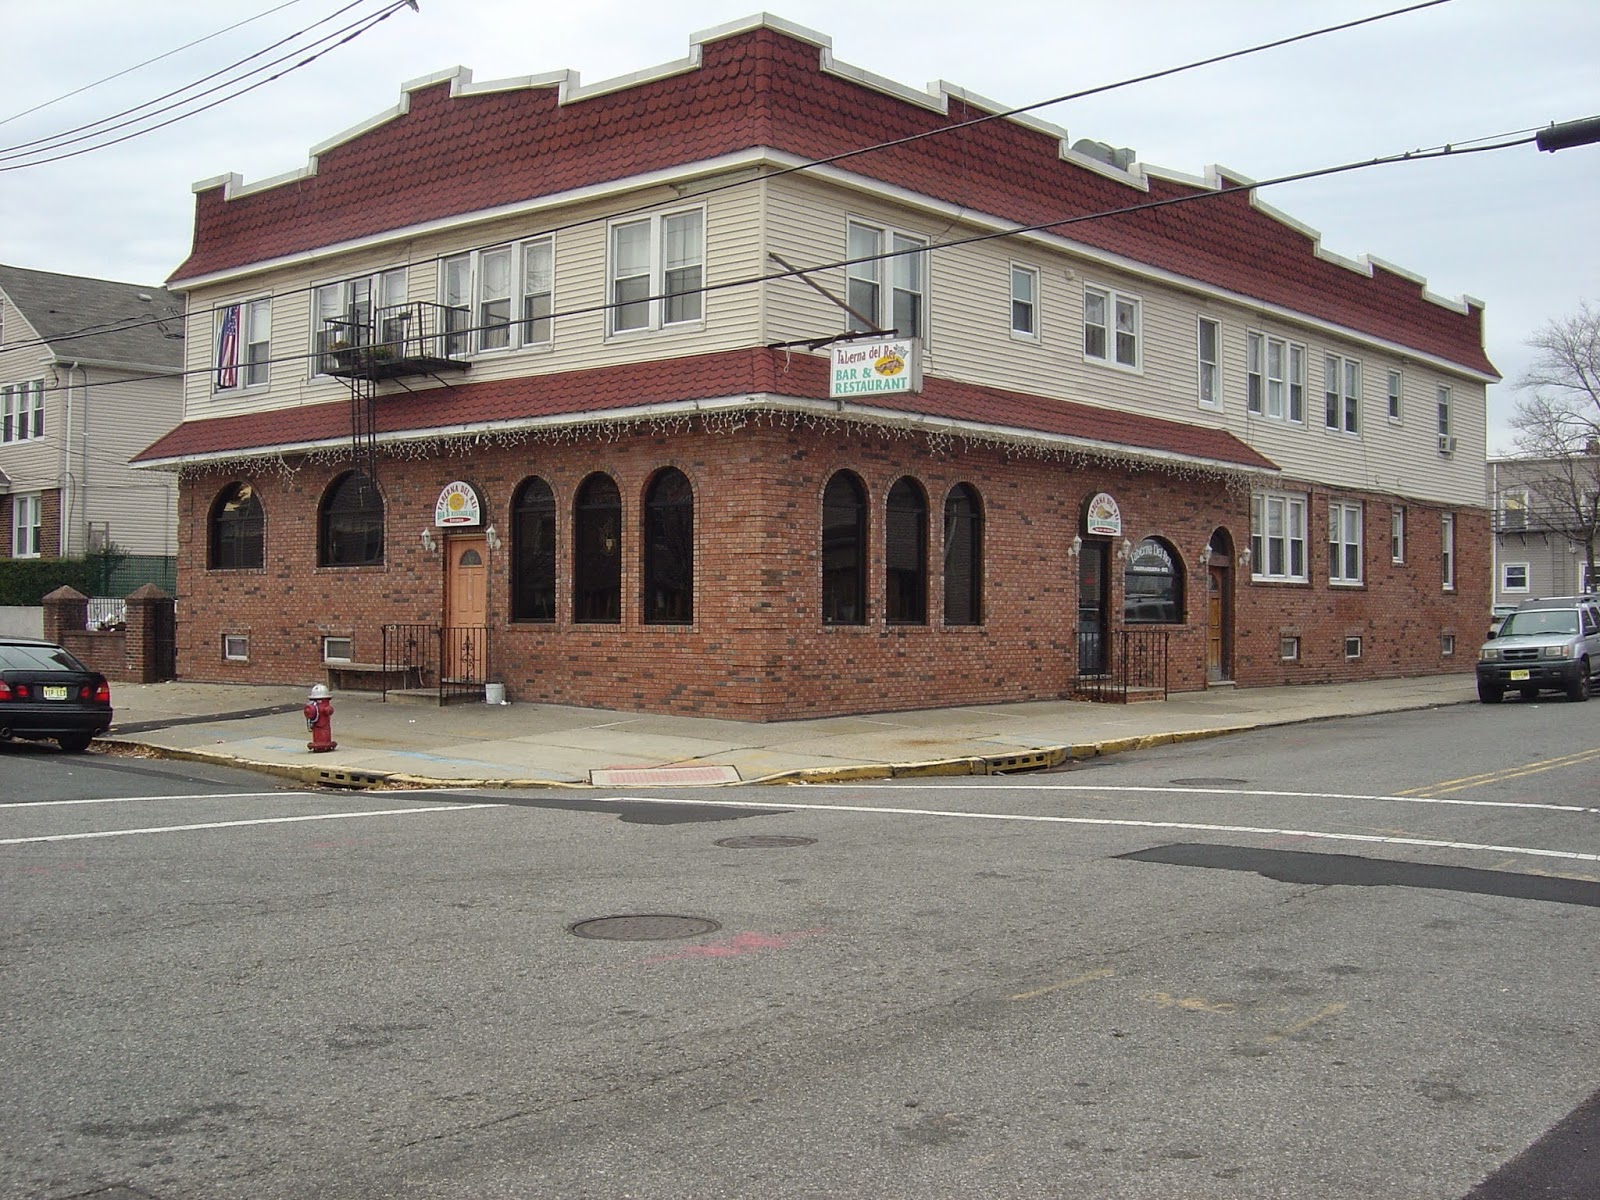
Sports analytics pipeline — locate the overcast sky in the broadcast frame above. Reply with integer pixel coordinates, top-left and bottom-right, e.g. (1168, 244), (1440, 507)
(3, 0), (1596, 452)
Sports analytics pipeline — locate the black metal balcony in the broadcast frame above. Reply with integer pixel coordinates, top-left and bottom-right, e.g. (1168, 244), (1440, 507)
(319, 302), (470, 381)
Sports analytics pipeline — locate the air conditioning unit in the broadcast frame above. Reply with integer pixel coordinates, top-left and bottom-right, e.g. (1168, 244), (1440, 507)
(1438, 435), (1457, 454)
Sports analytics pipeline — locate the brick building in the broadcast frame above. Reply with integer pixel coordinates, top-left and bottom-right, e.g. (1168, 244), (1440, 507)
(135, 15), (1494, 718)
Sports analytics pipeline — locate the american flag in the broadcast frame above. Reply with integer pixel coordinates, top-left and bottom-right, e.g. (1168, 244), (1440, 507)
(216, 304), (241, 389)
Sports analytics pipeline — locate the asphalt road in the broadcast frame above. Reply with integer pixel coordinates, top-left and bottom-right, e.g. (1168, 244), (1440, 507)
(2, 700), (1598, 1199)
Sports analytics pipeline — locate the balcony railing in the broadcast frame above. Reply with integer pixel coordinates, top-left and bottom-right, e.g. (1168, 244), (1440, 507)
(319, 302), (470, 381)
(1494, 507), (1596, 535)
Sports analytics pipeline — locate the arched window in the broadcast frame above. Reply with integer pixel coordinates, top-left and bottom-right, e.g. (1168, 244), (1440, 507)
(643, 467), (694, 624)
(822, 471), (867, 625)
(209, 482), (263, 570)
(511, 476), (556, 622)
(573, 473), (621, 623)
(318, 471), (383, 567)
(1124, 536), (1184, 624)
(943, 483), (983, 625)
(885, 477), (927, 624)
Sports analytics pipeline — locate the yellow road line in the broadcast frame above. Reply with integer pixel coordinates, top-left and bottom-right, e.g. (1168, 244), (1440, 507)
(1396, 745), (1600, 796)
(1265, 1001), (1349, 1042)
(1010, 968), (1114, 1002)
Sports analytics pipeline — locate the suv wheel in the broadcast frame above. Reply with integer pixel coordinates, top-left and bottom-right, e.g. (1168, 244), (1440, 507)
(1567, 664), (1591, 703)
(1478, 680), (1504, 704)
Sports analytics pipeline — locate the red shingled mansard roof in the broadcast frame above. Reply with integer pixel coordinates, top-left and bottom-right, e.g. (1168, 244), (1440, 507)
(169, 22), (1494, 377)
(132, 348), (1277, 472)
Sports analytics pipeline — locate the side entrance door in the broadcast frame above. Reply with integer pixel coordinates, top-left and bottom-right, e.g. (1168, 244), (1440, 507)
(1078, 541), (1109, 675)
(1206, 565), (1229, 682)
(444, 535), (487, 682)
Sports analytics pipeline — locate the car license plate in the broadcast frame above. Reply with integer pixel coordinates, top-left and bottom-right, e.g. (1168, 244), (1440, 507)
(1508, 669), (1530, 681)
(43, 685), (69, 700)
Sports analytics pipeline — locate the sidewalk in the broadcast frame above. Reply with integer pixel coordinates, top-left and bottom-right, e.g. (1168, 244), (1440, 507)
(97, 673), (1479, 789)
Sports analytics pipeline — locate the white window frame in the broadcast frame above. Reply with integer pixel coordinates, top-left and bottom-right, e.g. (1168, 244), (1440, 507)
(1386, 368), (1403, 422)
(440, 239), (554, 355)
(845, 218), (926, 340)
(1250, 491), (1309, 582)
(1501, 562), (1530, 593)
(223, 634), (250, 662)
(1280, 636), (1300, 661)
(1441, 512), (1456, 591)
(1442, 633), (1456, 657)
(1083, 284), (1140, 370)
(322, 636), (354, 664)
(1344, 635), (1363, 660)
(212, 299), (271, 393)
(315, 268), (406, 371)
(1437, 386), (1453, 438)
(12, 492), (41, 558)
(609, 208), (705, 337)
(1197, 317), (1221, 408)
(1245, 332), (1304, 422)
(1324, 354), (1361, 435)
(1329, 501), (1363, 585)
(1010, 264), (1039, 340)
(1391, 506), (1406, 564)
(1, 379), (44, 442)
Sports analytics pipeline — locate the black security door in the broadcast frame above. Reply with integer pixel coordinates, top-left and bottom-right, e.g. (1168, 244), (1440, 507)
(1078, 541), (1108, 675)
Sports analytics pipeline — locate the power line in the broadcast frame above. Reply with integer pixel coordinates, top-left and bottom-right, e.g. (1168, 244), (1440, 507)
(8, 131), (1535, 411)
(0, 0), (1451, 353)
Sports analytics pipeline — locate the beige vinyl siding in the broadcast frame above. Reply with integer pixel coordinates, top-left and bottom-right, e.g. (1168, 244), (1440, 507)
(77, 369), (180, 556)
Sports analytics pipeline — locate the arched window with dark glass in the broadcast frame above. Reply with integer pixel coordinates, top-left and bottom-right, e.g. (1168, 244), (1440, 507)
(573, 472), (621, 623)
(822, 471), (867, 625)
(643, 467), (694, 624)
(885, 477), (928, 624)
(318, 471), (384, 566)
(1123, 536), (1184, 624)
(209, 481), (264, 570)
(943, 483), (983, 625)
(511, 476), (556, 621)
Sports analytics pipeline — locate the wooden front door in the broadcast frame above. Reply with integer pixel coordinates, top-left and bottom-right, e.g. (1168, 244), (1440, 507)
(445, 535), (487, 681)
(1206, 565), (1228, 682)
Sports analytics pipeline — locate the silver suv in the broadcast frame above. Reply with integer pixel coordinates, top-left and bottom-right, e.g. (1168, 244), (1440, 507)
(1476, 594), (1600, 703)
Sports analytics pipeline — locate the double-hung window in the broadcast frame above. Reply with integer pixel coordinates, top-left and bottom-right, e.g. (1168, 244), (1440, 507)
(1, 380), (44, 442)
(213, 299), (270, 391)
(315, 269), (405, 370)
(1197, 318), (1220, 407)
(1387, 369), (1403, 421)
(1502, 563), (1530, 593)
(1084, 284), (1139, 368)
(1441, 513), (1455, 590)
(1329, 501), (1363, 585)
(441, 238), (554, 356)
(1010, 265), (1038, 339)
(609, 210), (703, 335)
(11, 493), (41, 557)
(1391, 506), (1406, 563)
(1324, 354), (1361, 434)
(846, 220), (927, 338)
(1437, 386), (1453, 439)
(1250, 491), (1308, 582)
(1245, 332), (1303, 421)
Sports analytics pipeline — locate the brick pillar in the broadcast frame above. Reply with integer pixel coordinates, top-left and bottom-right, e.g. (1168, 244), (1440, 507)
(125, 583), (175, 683)
(42, 586), (88, 643)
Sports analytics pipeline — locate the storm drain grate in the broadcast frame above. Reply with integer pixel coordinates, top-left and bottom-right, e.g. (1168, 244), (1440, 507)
(715, 835), (817, 849)
(569, 914), (722, 941)
(984, 750), (1059, 774)
(315, 767), (388, 790)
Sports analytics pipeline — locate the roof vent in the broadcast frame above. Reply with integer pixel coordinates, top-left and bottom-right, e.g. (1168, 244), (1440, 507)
(136, 293), (152, 302)
(1071, 139), (1136, 171)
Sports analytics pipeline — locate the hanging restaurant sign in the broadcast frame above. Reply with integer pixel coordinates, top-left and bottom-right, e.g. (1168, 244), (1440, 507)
(829, 338), (922, 398)
(1084, 491), (1123, 537)
(433, 480), (482, 527)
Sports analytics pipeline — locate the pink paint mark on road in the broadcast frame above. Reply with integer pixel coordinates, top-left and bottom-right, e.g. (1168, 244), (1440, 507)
(644, 927), (828, 964)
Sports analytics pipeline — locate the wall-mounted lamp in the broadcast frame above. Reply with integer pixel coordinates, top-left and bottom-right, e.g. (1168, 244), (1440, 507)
(419, 528), (437, 554)
(1196, 544), (1213, 571)
(484, 525), (501, 552)
(1068, 534), (1083, 559)
(1238, 548), (1252, 569)
(1117, 538), (1133, 562)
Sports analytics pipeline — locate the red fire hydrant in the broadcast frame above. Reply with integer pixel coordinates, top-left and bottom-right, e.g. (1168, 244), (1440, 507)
(304, 683), (337, 752)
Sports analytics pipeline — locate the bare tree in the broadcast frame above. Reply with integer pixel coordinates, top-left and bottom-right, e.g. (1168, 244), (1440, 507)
(1509, 302), (1600, 590)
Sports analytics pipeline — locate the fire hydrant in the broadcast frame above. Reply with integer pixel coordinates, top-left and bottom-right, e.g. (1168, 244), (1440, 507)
(304, 683), (337, 752)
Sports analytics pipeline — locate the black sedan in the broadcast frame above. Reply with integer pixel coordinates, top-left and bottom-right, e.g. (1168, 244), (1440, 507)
(0, 638), (113, 753)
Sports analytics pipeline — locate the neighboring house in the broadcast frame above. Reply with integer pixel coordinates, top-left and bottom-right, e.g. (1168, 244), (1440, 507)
(0, 264), (184, 562)
(135, 15), (1494, 719)
(1488, 454), (1600, 606)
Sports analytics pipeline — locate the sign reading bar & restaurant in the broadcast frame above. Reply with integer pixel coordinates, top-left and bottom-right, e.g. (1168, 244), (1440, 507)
(829, 338), (922, 398)
(434, 481), (483, 527)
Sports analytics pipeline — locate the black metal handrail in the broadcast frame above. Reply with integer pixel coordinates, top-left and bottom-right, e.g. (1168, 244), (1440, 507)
(1076, 628), (1170, 703)
(382, 622), (489, 704)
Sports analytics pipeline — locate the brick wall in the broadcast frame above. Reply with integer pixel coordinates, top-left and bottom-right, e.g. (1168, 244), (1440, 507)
(175, 423), (1483, 719)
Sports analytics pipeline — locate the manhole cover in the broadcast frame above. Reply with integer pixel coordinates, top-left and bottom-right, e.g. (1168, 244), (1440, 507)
(1169, 777), (1249, 787)
(714, 835), (817, 849)
(569, 915), (721, 941)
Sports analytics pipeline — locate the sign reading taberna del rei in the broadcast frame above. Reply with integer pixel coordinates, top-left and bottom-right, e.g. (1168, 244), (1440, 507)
(829, 338), (922, 398)
(434, 481), (482, 527)
(1084, 492), (1122, 537)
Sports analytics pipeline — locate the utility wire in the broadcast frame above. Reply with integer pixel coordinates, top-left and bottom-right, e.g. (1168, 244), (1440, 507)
(0, 0), (1450, 352)
(0, 1), (412, 171)
(0, 0), (312, 129)
(9, 131), (1535, 407)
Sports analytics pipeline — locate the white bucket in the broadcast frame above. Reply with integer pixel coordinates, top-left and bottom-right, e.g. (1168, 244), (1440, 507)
(484, 682), (506, 705)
